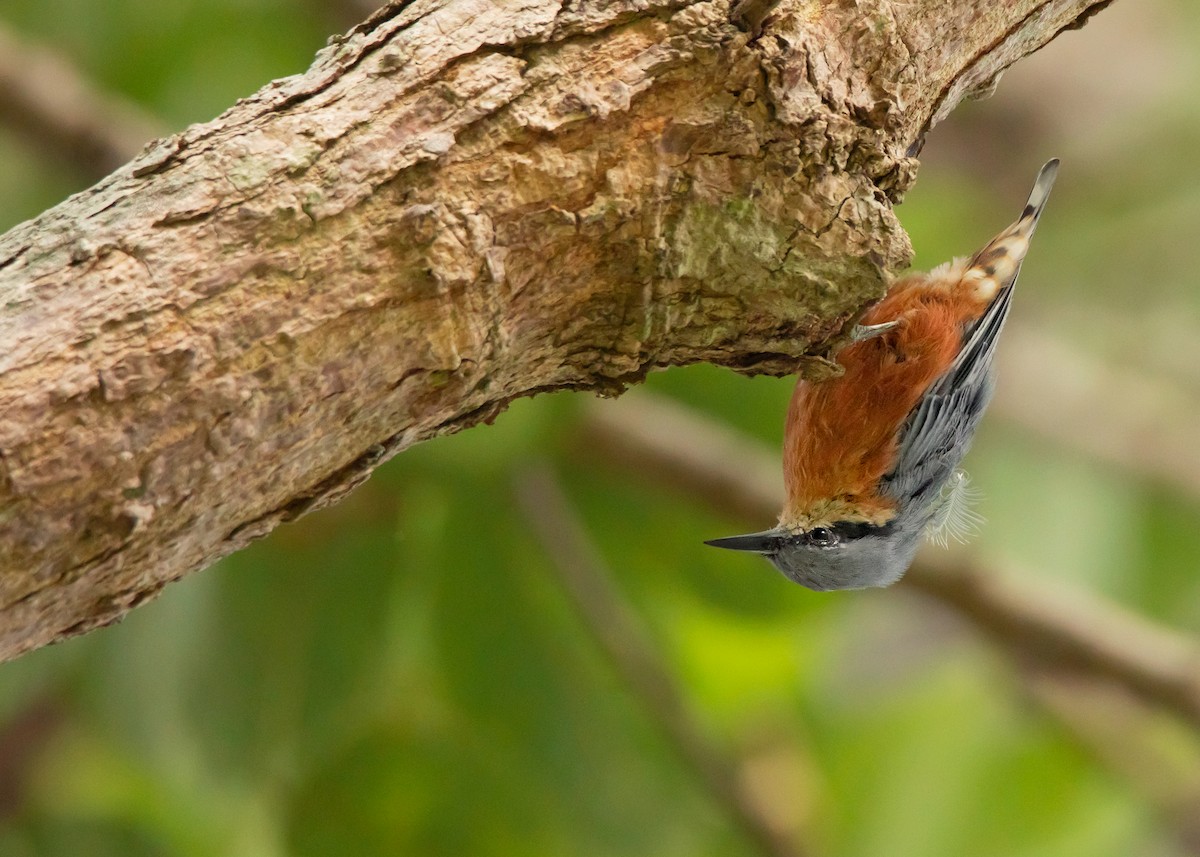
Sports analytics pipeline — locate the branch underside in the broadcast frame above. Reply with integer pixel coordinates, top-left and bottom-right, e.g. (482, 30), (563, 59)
(0, 0), (1110, 659)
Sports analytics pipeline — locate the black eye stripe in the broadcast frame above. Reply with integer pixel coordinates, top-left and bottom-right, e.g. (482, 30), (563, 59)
(781, 519), (896, 549)
(830, 520), (897, 540)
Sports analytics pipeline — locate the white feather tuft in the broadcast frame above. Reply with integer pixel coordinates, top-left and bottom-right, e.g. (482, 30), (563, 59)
(925, 470), (984, 548)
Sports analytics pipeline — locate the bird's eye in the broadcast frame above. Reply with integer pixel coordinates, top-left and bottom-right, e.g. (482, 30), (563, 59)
(806, 527), (839, 547)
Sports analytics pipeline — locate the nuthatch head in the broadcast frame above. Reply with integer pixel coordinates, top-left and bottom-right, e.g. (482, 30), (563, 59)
(706, 160), (1060, 590)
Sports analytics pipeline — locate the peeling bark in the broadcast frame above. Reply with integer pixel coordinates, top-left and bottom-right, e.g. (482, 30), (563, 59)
(0, 0), (1110, 660)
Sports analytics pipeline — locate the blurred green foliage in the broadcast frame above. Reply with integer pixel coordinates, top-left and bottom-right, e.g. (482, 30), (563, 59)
(3, 2), (1200, 856)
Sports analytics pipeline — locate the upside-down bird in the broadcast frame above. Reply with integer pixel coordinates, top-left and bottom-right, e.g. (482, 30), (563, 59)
(706, 160), (1059, 590)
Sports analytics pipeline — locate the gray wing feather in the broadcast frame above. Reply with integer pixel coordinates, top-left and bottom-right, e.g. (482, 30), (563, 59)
(880, 286), (1014, 519)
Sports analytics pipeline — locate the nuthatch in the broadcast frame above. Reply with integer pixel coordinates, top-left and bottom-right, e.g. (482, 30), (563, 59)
(706, 160), (1059, 590)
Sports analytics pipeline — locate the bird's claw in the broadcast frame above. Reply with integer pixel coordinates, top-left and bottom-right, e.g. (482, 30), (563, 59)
(850, 320), (900, 342)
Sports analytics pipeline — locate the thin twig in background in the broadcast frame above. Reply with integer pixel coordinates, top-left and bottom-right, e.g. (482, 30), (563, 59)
(908, 552), (1200, 727)
(514, 463), (810, 857)
(579, 393), (1200, 730)
(995, 324), (1200, 500)
(0, 23), (166, 181)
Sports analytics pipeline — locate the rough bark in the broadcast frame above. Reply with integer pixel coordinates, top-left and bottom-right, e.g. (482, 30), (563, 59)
(0, 0), (1111, 660)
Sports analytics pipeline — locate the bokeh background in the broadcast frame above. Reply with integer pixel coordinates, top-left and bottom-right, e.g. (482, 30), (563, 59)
(2, 2), (1200, 856)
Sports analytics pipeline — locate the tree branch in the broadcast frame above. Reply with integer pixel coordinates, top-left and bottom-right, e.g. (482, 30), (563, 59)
(0, 0), (1110, 659)
(994, 324), (1200, 499)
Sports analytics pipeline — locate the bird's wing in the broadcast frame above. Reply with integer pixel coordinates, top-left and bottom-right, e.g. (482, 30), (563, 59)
(880, 284), (1013, 514)
(880, 159), (1058, 518)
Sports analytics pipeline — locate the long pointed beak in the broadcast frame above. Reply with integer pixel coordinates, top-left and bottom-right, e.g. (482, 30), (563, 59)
(703, 529), (780, 554)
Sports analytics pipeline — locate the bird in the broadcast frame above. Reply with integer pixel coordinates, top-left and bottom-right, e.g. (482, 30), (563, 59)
(705, 160), (1059, 590)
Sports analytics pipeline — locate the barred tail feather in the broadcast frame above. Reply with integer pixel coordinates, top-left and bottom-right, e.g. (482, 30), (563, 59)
(965, 159), (1060, 301)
